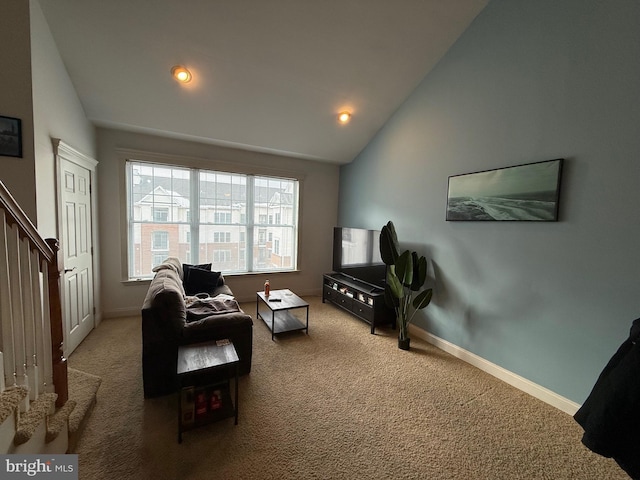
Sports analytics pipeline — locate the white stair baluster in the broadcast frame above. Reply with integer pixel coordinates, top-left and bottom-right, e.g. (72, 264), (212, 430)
(7, 224), (29, 412)
(0, 211), (16, 391)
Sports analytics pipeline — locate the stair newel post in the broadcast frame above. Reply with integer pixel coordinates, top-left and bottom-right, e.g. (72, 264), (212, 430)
(45, 238), (68, 408)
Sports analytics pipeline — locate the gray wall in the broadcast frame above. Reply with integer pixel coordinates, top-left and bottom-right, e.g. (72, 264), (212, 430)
(338, 0), (640, 404)
(0, 0), (96, 233)
(30, 0), (96, 238)
(96, 127), (339, 317)
(0, 0), (36, 221)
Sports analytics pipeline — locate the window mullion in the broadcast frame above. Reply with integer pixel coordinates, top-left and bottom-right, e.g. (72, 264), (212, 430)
(126, 161), (135, 278)
(292, 180), (299, 270)
(246, 175), (255, 272)
(191, 168), (200, 264)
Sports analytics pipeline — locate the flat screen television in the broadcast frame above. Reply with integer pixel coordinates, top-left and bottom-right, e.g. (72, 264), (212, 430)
(332, 227), (386, 288)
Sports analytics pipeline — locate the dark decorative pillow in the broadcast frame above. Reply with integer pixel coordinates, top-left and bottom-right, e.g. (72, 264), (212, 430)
(184, 266), (222, 296)
(183, 263), (212, 283)
(183, 263), (211, 294)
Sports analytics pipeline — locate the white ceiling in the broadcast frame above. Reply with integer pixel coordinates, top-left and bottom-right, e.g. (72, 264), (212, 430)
(37, 0), (488, 164)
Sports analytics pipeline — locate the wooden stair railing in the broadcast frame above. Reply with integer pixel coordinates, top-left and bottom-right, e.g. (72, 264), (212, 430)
(0, 180), (68, 408)
(45, 238), (68, 407)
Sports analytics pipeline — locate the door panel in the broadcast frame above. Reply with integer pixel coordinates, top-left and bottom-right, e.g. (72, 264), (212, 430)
(59, 158), (95, 355)
(66, 273), (79, 330)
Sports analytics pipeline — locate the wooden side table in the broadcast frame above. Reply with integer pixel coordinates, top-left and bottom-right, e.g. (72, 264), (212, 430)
(177, 340), (239, 443)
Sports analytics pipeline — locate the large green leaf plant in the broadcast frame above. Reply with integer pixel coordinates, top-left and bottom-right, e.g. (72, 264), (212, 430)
(380, 221), (433, 342)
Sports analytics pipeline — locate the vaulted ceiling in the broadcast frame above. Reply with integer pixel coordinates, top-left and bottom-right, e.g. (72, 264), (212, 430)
(38, 0), (488, 164)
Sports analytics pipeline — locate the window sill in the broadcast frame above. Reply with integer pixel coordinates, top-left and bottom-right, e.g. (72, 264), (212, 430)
(223, 270), (301, 277)
(122, 278), (152, 286)
(122, 269), (301, 285)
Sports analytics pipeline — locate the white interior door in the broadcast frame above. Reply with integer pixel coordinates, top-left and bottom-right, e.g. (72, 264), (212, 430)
(56, 141), (97, 356)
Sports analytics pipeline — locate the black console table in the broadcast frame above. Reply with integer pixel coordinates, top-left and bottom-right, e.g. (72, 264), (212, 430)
(322, 273), (395, 334)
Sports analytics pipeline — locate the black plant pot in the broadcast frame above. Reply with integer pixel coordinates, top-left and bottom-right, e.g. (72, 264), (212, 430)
(398, 337), (411, 351)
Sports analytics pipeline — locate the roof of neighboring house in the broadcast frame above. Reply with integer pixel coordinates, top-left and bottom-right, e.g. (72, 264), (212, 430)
(133, 175), (294, 207)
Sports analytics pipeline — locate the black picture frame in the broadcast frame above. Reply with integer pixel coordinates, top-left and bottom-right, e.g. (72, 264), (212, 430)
(0, 116), (22, 158)
(0, 116), (23, 158)
(446, 158), (564, 222)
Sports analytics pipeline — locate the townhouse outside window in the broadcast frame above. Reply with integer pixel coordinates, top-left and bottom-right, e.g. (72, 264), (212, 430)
(152, 231), (169, 250)
(151, 231), (169, 268)
(126, 160), (299, 279)
(154, 208), (169, 222)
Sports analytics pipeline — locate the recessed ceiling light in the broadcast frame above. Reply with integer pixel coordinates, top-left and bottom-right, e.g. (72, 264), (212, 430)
(338, 111), (351, 124)
(171, 65), (192, 83)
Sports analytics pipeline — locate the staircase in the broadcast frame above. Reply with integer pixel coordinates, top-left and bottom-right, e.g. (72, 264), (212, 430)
(0, 180), (97, 453)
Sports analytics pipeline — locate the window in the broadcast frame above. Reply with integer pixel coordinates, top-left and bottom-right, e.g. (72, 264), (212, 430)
(152, 231), (169, 250)
(126, 160), (299, 279)
(214, 250), (232, 263)
(213, 232), (231, 243)
(152, 253), (167, 269)
(154, 208), (169, 222)
(214, 212), (231, 224)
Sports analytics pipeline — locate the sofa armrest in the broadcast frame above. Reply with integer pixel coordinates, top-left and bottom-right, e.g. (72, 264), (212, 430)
(141, 268), (187, 397)
(182, 311), (252, 338)
(181, 311), (253, 377)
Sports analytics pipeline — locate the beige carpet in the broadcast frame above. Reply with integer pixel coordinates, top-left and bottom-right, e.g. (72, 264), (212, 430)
(68, 296), (626, 479)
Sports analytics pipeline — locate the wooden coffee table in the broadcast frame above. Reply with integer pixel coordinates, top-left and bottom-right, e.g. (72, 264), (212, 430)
(256, 289), (309, 341)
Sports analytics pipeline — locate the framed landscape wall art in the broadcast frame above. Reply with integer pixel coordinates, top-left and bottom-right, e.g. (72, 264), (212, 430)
(0, 115), (22, 158)
(446, 158), (564, 221)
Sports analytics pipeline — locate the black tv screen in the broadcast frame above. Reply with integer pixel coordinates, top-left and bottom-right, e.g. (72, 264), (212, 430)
(332, 227), (386, 287)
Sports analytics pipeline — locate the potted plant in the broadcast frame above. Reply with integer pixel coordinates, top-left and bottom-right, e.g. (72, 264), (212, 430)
(379, 221), (433, 350)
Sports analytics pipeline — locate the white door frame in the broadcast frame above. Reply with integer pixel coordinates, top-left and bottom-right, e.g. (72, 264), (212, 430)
(53, 138), (99, 357)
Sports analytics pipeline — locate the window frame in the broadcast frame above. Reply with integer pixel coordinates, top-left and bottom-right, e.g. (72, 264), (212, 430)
(124, 157), (301, 280)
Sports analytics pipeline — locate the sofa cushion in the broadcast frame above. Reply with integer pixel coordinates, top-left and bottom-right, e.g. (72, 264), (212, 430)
(184, 266), (223, 295)
(210, 284), (232, 297)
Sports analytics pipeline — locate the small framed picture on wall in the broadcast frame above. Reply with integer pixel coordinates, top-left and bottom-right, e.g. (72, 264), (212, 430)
(0, 115), (22, 158)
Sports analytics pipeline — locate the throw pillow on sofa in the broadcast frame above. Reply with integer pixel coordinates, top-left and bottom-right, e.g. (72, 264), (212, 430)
(183, 262), (211, 294)
(183, 264), (224, 296)
(187, 264), (223, 287)
(183, 263), (211, 281)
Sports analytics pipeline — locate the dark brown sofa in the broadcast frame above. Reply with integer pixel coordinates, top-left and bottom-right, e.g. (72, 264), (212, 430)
(141, 258), (253, 398)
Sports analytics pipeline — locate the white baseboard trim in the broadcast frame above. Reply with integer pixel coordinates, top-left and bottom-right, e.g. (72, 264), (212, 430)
(408, 324), (581, 416)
